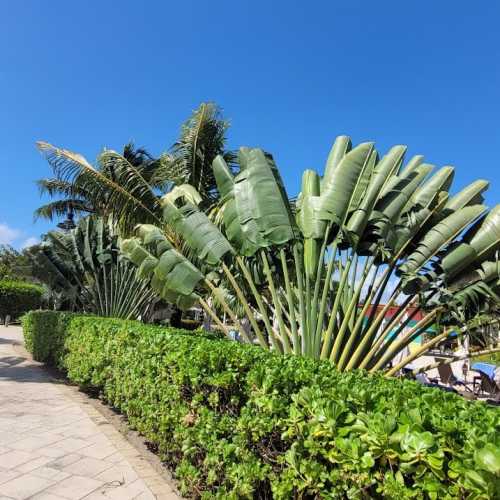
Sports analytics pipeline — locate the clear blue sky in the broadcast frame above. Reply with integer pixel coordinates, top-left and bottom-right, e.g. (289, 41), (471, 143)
(1, 0), (499, 248)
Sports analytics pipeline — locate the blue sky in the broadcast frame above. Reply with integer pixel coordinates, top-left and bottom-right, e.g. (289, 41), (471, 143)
(1, 0), (499, 248)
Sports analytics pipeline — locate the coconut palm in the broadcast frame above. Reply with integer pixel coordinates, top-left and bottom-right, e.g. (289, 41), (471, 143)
(150, 102), (235, 202)
(122, 137), (499, 373)
(35, 103), (234, 232)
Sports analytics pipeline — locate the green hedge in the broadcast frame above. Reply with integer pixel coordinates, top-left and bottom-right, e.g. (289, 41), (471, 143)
(0, 280), (44, 320)
(22, 311), (500, 499)
(22, 310), (72, 364)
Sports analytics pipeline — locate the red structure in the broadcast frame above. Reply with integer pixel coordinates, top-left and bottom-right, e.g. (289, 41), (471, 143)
(362, 304), (426, 321)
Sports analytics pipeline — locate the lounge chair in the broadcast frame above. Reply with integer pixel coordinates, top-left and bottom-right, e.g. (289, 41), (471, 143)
(434, 361), (474, 393)
(474, 371), (500, 402)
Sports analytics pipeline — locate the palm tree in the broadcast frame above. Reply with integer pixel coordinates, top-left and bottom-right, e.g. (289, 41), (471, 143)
(35, 102), (234, 231)
(160, 102), (235, 202)
(121, 136), (500, 374)
(25, 216), (158, 319)
(35, 141), (162, 229)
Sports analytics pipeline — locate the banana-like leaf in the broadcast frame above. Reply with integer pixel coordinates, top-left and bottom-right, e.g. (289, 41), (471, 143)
(323, 135), (352, 181)
(346, 145), (407, 246)
(435, 179), (489, 222)
(360, 163), (433, 255)
(118, 134), (500, 373)
(29, 216), (157, 318)
(317, 142), (375, 231)
(296, 169), (323, 277)
(375, 164), (433, 225)
(393, 191), (449, 254)
(440, 205), (500, 278)
(162, 187), (234, 266)
(233, 148), (297, 250)
(379, 154), (423, 199)
(213, 148), (297, 255)
(296, 169), (323, 239)
(212, 155), (235, 200)
(399, 204), (487, 277)
(348, 149), (378, 216)
(121, 236), (203, 309)
(390, 167), (455, 254)
(407, 166), (454, 212)
(136, 224), (170, 249)
(478, 260), (500, 282)
(213, 156), (258, 256)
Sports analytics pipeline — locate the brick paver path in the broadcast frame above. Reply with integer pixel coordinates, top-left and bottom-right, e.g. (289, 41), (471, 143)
(0, 326), (179, 500)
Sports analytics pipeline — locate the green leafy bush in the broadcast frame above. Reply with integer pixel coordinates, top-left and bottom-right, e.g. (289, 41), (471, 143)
(21, 311), (73, 364)
(23, 311), (500, 499)
(0, 280), (43, 320)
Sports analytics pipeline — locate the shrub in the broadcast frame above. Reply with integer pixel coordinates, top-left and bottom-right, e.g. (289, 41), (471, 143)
(0, 280), (44, 320)
(23, 311), (500, 499)
(21, 310), (73, 364)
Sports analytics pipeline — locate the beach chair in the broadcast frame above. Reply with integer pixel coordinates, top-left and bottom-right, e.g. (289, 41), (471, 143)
(435, 361), (474, 393)
(475, 371), (500, 402)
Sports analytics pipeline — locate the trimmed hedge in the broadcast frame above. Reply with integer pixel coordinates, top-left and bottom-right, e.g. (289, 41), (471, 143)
(0, 280), (43, 320)
(23, 311), (500, 499)
(22, 310), (72, 364)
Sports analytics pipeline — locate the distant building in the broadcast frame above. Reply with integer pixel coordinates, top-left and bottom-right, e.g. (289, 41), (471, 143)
(361, 303), (435, 347)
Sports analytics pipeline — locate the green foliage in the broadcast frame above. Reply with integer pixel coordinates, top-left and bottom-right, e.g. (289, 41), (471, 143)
(0, 245), (33, 281)
(21, 310), (73, 364)
(35, 103), (233, 232)
(24, 311), (500, 499)
(122, 135), (500, 373)
(0, 280), (43, 319)
(26, 216), (157, 319)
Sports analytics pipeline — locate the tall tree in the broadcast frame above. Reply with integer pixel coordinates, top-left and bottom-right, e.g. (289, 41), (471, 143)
(35, 103), (233, 232)
(0, 245), (31, 281)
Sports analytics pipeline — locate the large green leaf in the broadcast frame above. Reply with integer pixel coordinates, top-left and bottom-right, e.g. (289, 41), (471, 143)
(475, 443), (500, 475)
(399, 205), (486, 276)
(118, 134), (500, 373)
(390, 168), (454, 254)
(296, 169), (323, 239)
(360, 163), (433, 255)
(213, 156), (258, 256)
(346, 145), (407, 246)
(233, 148), (297, 250)
(436, 179), (489, 221)
(121, 235), (203, 309)
(407, 166), (454, 212)
(440, 205), (500, 278)
(323, 135), (352, 181)
(317, 142), (375, 231)
(296, 169), (323, 277)
(162, 187), (233, 266)
(379, 154), (423, 199)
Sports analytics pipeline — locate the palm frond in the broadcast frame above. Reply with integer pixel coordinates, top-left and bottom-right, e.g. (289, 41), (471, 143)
(36, 141), (163, 233)
(169, 102), (234, 202)
(34, 199), (94, 221)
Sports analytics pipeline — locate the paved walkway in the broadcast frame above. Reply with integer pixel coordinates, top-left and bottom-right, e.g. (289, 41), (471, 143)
(0, 326), (179, 500)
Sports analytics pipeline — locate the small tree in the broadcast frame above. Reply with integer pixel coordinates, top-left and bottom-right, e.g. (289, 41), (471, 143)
(25, 217), (158, 320)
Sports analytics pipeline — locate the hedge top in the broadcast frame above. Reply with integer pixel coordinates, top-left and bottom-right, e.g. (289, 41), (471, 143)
(0, 280), (44, 317)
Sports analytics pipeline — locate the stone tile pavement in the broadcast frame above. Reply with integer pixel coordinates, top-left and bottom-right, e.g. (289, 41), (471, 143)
(0, 325), (180, 500)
